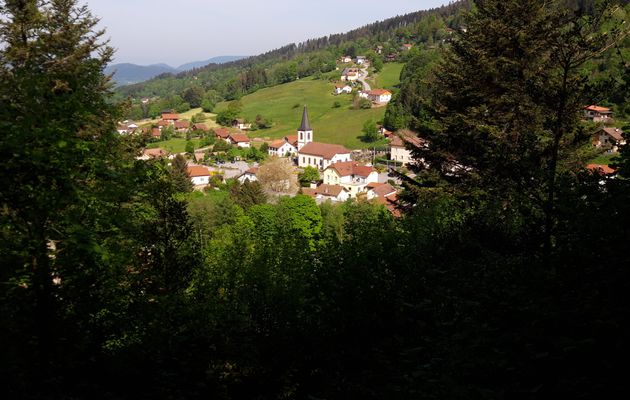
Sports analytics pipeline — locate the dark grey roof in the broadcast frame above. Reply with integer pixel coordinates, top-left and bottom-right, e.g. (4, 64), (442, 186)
(299, 106), (312, 131)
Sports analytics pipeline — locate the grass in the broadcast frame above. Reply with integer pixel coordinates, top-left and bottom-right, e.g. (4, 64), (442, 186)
(214, 64), (403, 149)
(136, 108), (219, 128)
(589, 152), (620, 166)
(147, 137), (202, 153)
(371, 63), (404, 89)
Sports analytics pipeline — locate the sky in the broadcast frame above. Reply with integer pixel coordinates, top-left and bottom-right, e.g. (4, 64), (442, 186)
(84, 0), (448, 67)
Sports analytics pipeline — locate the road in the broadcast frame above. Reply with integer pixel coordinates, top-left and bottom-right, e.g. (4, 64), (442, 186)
(358, 66), (371, 91)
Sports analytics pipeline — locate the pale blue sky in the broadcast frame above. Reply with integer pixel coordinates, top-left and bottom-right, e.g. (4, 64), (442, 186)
(84, 0), (448, 66)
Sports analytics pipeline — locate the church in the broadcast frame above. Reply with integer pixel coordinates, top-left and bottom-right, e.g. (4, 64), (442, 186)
(296, 107), (351, 170)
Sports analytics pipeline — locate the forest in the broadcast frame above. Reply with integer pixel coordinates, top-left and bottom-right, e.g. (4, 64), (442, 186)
(1, 0), (630, 399)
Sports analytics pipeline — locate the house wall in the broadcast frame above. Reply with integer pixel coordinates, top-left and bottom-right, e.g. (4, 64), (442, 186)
(191, 176), (210, 186)
(391, 145), (413, 165)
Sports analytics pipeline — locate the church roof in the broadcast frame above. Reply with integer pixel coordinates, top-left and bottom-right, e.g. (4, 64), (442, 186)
(299, 106), (312, 131)
(299, 142), (350, 159)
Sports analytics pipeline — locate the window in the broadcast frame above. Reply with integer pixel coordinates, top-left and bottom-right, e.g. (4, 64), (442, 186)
(300, 132), (303, 140)
(302, 157), (305, 164)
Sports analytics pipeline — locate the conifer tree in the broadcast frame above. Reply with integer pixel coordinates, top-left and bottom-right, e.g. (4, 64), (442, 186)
(0, 0), (126, 369)
(405, 0), (628, 252)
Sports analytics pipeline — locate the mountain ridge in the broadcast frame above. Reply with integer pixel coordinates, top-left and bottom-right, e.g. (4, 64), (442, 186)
(106, 56), (248, 86)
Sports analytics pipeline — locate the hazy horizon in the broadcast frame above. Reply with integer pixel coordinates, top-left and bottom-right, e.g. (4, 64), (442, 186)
(85, 0), (449, 66)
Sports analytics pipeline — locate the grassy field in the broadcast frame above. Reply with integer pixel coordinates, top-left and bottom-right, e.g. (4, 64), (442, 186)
(147, 137), (202, 153)
(214, 64), (403, 149)
(136, 108), (219, 128)
(371, 63), (404, 89)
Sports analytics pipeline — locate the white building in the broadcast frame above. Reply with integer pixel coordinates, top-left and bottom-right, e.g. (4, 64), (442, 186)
(295, 107), (351, 170)
(334, 84), (353, 95)
(228, 133), (251, 148)
(323, 161), (379, 198)
(268, 138), (297, 157)
(187, 165), (211, 186)
(366, 89), (392, 104)
(341, 67), (359, 82)
(390, 130), (427, 166)
(238, 167), (259, 184)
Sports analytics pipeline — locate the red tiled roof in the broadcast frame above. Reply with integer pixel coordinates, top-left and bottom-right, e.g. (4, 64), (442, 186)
(214, 128), (230, 138)
(143, 148), (168, 158)
(174, 120), (190, 129)
(584, 105), (612, 113)
(390, 130), (427, 148)
(299, 142), (351, 159)
(372, 183), (397, 198)
(269, 139), (287, 149)
(151, 128), (161, 138)
(187, 166), (211, 177)
(158, 120), (171, 127)
(315, 184), (346, 197)
(193, 123), (209, 131)
(367, 89), (392, 96)
(301, 188), (317, 197)
(327, 161), (375, 177)
(599, 127), (624, 142)
(229, 133), (250, 143)
(245, 167), (259, 175)
(161, 113), (179, 120)
(587, 164), (616, 175)
(285, 135), (298, 146)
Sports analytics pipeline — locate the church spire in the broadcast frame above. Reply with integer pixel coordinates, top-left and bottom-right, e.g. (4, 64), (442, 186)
(299, 106), (312, 131)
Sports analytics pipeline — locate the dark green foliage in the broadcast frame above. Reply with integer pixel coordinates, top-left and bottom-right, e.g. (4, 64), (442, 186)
(230, 180), (268, 210)
(182, 86), (205, 108)
(361, 119), (380, 142)
(171, 154), (193, 193)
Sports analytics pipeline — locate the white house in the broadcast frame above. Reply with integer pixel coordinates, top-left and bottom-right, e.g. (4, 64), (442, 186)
(390, 130), (427, 166)
(187, 165), (211, 186)
(268, 138), (297, 157)
(592, 127), (625, 152)
(356, 56), (367, 65)
(366, 89), (392, 104)
(238, 167), (259, 184)
(584, 105), (613, 122)
(341, 67), (359, 82)
(311, 184), (350, 202)
(339, 55), (352, 63)
(232, 119), (252, 130)
(334, 84), (353, 95)
(228, 133), (251, 148)
(323, 161), (378, 198)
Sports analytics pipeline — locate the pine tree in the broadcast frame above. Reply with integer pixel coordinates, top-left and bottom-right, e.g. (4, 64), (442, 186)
(171, 154), (193, 192)
(405, 0), (628, 253)
(0, 0), (127, 371)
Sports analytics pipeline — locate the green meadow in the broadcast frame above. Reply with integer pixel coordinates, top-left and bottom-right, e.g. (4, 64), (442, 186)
(214, 63), (403, 149)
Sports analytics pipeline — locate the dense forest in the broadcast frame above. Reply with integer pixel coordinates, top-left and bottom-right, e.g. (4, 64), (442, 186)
(2, 1), (630, 399)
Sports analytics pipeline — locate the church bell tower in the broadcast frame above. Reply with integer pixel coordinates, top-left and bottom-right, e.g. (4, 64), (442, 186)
(297, 106), (313, 151)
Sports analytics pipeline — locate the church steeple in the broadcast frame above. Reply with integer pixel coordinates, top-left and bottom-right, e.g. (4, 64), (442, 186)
(299, 106), (312, 131)
(297, 106), (313, 151)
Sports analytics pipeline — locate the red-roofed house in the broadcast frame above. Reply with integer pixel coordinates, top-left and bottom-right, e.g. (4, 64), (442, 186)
(390, 130), (428, 166)
(587, 164), (616, 176)
(268, 138), (297, 157)
(334, 83), (353, 95)
(161, 113), (180, 122)
(366, 89), (392, 104)
(187, 165), (211, 186)
(401, 43), (413, 51)
(238, 167), (259, 184)
(192, 123), (209, 132)
(214, 128), (231, 141)
(584, 105), (613, 122)
(323, 161), (379, 198)
(228, 133), (251, 148)
(592, 127), (625, 152)
(313, 184), (350, 202)
(174, 120), (190, 132)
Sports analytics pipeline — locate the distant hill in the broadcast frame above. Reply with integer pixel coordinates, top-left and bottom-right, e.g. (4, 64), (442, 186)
(176, 56), (248, 72)
(106, 56), (248, 86)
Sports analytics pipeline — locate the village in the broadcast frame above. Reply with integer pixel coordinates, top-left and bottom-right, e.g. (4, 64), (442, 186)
(115, 54), (626, 217)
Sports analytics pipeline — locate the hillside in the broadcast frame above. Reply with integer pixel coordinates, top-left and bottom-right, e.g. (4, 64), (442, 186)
(214, 63), (404, 149)
(107, 56), (248, 86)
